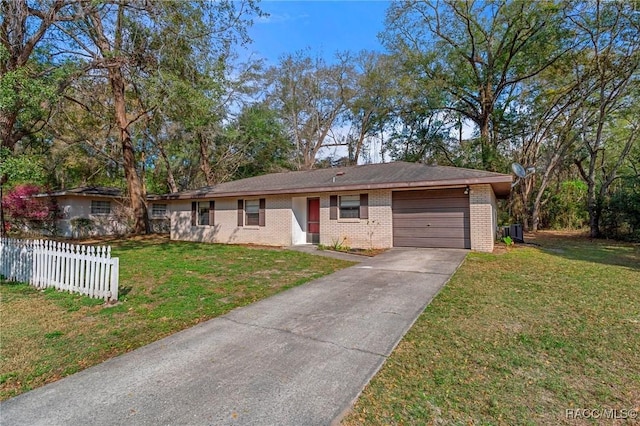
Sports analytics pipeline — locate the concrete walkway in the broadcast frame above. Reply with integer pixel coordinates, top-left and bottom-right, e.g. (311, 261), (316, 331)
(0, 248), (467, 426)
(286, 244), (367, 263)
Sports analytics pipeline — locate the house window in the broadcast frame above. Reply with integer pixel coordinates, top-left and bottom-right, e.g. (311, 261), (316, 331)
(245, 199), (260, 226)
(198, 202), (210, 226)
(151, 203), (167, 217)
(192, 201), (214, 226)
(339, 195), (360, 219)
(91, 200), (111, 215)
(330, 194), (368, 221)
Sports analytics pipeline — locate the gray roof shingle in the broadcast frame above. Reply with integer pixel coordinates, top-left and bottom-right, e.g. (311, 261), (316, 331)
(158, 162), (512, 200)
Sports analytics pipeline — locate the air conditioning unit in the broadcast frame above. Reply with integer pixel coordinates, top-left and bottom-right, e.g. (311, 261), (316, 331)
(501, 224), (524, 243)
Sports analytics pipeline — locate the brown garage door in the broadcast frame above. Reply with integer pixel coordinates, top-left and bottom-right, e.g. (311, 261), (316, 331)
(392, 189), (470, 249)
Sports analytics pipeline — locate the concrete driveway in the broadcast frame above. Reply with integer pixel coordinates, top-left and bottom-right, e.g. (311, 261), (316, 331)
(0, 248), (467, 426)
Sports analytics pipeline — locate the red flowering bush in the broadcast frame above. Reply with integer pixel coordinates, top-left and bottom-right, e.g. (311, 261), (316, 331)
(1, 184), (59, 235)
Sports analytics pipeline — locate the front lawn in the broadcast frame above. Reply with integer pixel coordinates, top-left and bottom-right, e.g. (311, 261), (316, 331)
(344, 232), (640, 425)
(0, 236), (353, 401)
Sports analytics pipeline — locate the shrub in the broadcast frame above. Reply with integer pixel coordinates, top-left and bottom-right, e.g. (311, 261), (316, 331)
(1, 184), (58, 236)
(543, 180), (589, 230)
(70, 218), (94, 238)
(601, 179), (640, 242)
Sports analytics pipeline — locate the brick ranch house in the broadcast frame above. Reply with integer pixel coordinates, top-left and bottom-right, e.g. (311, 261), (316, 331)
(155, 162), (512, 252)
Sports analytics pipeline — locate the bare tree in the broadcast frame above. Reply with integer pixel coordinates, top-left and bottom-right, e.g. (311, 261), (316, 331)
(344, 51), (395, 165)
(266, 51), (355, 170)
(513, 61), (586, 231)
(568, 0), (640, 237)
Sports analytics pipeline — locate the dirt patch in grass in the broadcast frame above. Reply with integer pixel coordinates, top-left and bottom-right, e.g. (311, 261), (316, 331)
(0, 237), (353, 400)
(74, 233), (171, 245)
(318, 246), (388, 257)
(343, 231), (640, 425)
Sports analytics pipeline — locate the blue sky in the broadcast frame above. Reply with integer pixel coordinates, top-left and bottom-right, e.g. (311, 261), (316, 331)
(244, 1), (391, 64)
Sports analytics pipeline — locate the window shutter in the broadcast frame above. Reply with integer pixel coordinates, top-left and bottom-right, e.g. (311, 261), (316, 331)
(360, 193), (369, 219)
(237, 200), (243, 226)
(330, 195), (338, 220)
(259, 198), (266, 227)
(209, 200), (215, 226)
(191, 202), (197, 226)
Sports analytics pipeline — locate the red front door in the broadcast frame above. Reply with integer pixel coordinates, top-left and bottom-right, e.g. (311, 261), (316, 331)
(307, 198), (320, 243)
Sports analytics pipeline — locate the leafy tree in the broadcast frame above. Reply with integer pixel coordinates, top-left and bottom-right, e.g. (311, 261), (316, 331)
(383, 0), (569, 170)
(601, 177), (640, 241)
(0, 0), (80, 153)
(49, 1), (260, 232)
(228, 104), (293, 179)
(56, 2), (158, 233)
(542, 179), (589, 229)
(382, 58), (471, 167)
(0, 147), (46, 186)
(132, 4), (263, 190)
(385, 106), (457, 164)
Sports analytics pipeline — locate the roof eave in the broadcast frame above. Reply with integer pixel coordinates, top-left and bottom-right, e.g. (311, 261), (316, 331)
(42, 193), (125, 199)
(491, 181), (513, 199)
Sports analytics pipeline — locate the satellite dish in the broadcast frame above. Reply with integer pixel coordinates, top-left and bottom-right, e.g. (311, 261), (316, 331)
(512, 163), (527, 178)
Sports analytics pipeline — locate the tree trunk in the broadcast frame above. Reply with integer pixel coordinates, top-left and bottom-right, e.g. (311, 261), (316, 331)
(531, 175), (552, 232)
(302, 150), (315, 170)
(589, 201), (601, 238)
(109, 67), (149, 234)
(198, 132), (215, 186)
(351, 111), (372, 165)
(586, 179), (599, 238)
(531, 175), (549, 232)
(157, 143), (178, 193)
(531, 145), (566, 232)
(479, 84), (495, 171)
(0, 112), (20, 151)
(478, 118), (494, 170)
(531, 202), (541, 232)
(86, 5), (148, 234)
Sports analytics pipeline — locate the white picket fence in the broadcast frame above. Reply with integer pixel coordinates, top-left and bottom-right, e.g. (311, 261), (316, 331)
(0, 238), (119, 301)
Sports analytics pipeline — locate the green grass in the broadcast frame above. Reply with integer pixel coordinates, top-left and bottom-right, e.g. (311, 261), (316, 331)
(344, 232), (640, 425)
(0, 236), (353, 400)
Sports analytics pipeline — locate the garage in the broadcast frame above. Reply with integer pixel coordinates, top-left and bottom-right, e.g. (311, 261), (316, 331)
(392, 188), (471, 249)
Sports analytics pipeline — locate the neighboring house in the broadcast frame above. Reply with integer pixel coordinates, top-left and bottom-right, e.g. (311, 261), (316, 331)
(157, 162), (512, 252)
(44, 187), (170, 237)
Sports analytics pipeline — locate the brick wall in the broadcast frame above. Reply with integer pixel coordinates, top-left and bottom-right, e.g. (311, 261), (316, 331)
(170, 186), (496, 251)
(319, 189), (393, 249)
(170, 196), (292, 246)
(469, 184), (496, 252)
(169, 190), (394, 249)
